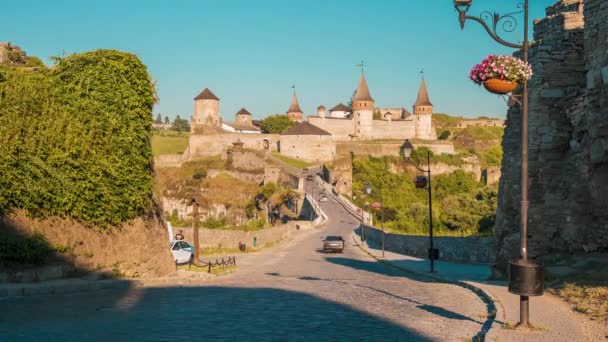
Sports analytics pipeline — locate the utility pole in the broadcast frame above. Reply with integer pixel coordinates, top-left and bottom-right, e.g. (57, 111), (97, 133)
(190, 198), (200, 265)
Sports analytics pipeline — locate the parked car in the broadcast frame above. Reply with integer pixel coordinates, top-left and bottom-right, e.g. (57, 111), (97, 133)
(322, 236), (344, 253)
(170, 240), (194, 264)
(319, 195), (328, 202)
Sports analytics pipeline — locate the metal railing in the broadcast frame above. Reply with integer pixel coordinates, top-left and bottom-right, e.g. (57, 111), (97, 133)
(178, 256), (237, 273)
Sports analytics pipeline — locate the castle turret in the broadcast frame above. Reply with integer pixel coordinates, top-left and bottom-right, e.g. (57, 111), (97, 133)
(235, 107), (253, 125)
(287, 89), (303, 122)
(413, 78), (436, 140)
(192, 88), (221, 131)
(352, 71), (375, 138)
(317, 105), (326, 118)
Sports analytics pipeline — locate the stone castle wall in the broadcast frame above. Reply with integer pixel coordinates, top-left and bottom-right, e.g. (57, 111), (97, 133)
(494, 0), (607, 271)
(370, 119), (416, 140)
(186, 133), (280, 160)
(279, 135), (336, 162)
(336, 141), (454, 159)
(308, 117), (354, 140)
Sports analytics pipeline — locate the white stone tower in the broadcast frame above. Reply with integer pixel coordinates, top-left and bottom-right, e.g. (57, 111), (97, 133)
(192, 88), (221, 131)
(413, 77), (436, 140)
(352, 70), (375, 139)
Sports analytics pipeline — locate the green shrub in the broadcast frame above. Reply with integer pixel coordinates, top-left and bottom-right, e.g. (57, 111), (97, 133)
(203, 217), (227, 229)
(0, 232), (55, 266)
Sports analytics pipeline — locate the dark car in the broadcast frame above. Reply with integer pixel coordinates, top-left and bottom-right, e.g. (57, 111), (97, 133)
(322, 236), (344, 253)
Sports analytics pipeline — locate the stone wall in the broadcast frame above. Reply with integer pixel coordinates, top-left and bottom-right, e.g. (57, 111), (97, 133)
(186, 133), (280, 160)
(323, 155), (353, 197)
(1, 212), (175, 279)
(179, 221), (313, 250)
(370, 119), (417, 140)
(336, 141), (454, 159)
(279, 135), (336, 162)
(495, 0), (607, 271)
(308, 116), (354, 141)
(154, 154), (184, 168)
(363, 226), (494, 264)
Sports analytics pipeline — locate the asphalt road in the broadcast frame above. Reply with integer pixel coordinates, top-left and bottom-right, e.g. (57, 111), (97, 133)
(0, 174), (490, 341)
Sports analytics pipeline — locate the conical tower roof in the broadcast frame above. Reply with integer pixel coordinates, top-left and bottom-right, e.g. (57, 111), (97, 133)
(236, 107), (252, 116)
(414, 79), (432, 107)
(353, 72), (374, 102)
(194, 88), (219, 101)
(287, 90), (303, 113)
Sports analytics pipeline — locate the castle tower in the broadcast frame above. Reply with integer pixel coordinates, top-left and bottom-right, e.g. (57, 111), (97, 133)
(352, 70), (375, 138)
(287, 88), (303, 122)
(317, 105), (326, 118)
(235, 107), (253, 125)
(192, 88), (221, 131)
(413, 77), (436, 140)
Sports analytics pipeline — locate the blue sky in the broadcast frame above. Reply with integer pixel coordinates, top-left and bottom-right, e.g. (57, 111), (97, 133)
(1, 0), (555, 120)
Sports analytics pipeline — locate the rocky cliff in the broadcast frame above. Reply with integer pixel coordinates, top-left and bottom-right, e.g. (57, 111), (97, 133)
(494, 0), (608, 271)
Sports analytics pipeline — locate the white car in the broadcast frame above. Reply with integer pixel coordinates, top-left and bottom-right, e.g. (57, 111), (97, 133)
(170, 240), (194, 264)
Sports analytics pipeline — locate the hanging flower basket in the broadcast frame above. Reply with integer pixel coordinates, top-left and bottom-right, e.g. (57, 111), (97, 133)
(470, 55), (532, 95)
(414, 176), (428, 189)
(483, 78), (518, 94)
(371, 202), (382, 212)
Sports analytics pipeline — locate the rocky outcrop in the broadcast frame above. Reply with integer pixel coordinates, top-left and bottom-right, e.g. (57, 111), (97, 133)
(494, 0), (607, 271)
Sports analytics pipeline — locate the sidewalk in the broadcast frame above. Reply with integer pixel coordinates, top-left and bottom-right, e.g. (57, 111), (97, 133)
(353, 233), (608, 342)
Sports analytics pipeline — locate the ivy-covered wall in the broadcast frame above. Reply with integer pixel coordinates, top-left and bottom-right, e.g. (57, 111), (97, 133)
(0, 49), (156, 227)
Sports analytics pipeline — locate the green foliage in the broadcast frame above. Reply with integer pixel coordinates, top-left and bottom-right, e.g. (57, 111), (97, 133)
(164, 116), (170, 124)
(432, 113), (462, 127)
(271, 152), (315, 169)
(203, 216), (227, 229)
(479, 144), (503, 167)
(260, 114), (294, 133)
(353, 156), (497, 236)
(171, 115), (190, 132)
(438, 130), (451, 140)
(155, 114), (162, 124)
(0, 50), (156, 227)
(373, 109), (382, 120)
(23, 56), (45, 68)
(0, 232), (55, 266)
(151, 134), (189, 156)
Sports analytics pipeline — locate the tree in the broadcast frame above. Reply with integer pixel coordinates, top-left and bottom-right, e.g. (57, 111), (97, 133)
(373, 109), (382, 120)
(259, 114), (295, 133)
(347, 89), (356, 111)
(23, 56), (45, 68)
(172, 115), (191, 132)
(438, 130), (451, 140)
(155, 113), (162, 124)
(164, 116), (170, 124)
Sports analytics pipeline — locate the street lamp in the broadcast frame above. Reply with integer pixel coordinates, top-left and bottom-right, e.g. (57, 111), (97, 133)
(188, 198), (201, 266)
(452, 0), (544, 328)
(400, 139), (437, 273)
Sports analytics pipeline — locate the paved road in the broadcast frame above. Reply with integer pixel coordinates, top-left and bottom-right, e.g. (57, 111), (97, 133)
(0, 174), (491, 341)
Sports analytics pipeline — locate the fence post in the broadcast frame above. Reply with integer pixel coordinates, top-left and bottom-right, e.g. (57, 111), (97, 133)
(208, 262), (211, 273)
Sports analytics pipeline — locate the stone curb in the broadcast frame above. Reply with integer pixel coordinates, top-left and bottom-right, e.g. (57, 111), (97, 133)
(351, 234), (501, 342)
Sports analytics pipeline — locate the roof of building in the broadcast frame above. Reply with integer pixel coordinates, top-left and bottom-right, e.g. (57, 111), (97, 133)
(353, 72), (374, 102)
(287, 91), (303, 113)
(281, 121), (331, 136)
(317, 105), (326, 110)
(194, 88), (220, 101)
(414, 79), (433, 107)
(330, 103), (350, 112)
(236, 107), (252, 116)
(223, 122), (260, 132)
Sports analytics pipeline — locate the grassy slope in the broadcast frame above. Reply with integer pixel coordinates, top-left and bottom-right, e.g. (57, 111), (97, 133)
(151, 131), (189, 156)
(271, 152), (315, 169)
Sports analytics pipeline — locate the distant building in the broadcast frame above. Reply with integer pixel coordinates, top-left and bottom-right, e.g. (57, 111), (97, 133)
(152, 123), (173, 130)
(286, 89), (304, 123)
(222, 108), (261, 134)
(0, 42), (27, 65)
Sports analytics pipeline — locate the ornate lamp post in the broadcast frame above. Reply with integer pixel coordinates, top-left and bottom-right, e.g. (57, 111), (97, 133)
(400, 140), (437, 273)
(452, 0), (543, 328)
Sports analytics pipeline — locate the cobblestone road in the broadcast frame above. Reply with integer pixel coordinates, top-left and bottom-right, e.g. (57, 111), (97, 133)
(0, 176), (491, 341)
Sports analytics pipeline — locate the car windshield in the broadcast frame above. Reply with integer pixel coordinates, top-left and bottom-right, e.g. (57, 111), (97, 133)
(325, 236), (342, 241)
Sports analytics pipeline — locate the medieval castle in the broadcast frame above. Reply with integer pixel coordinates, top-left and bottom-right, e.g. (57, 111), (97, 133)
(182, 71), (453, 163)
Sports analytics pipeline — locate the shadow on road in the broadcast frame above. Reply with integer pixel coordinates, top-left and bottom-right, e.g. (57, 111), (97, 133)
(323, 256), (498, 340)
(0, 285), (433, 341)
